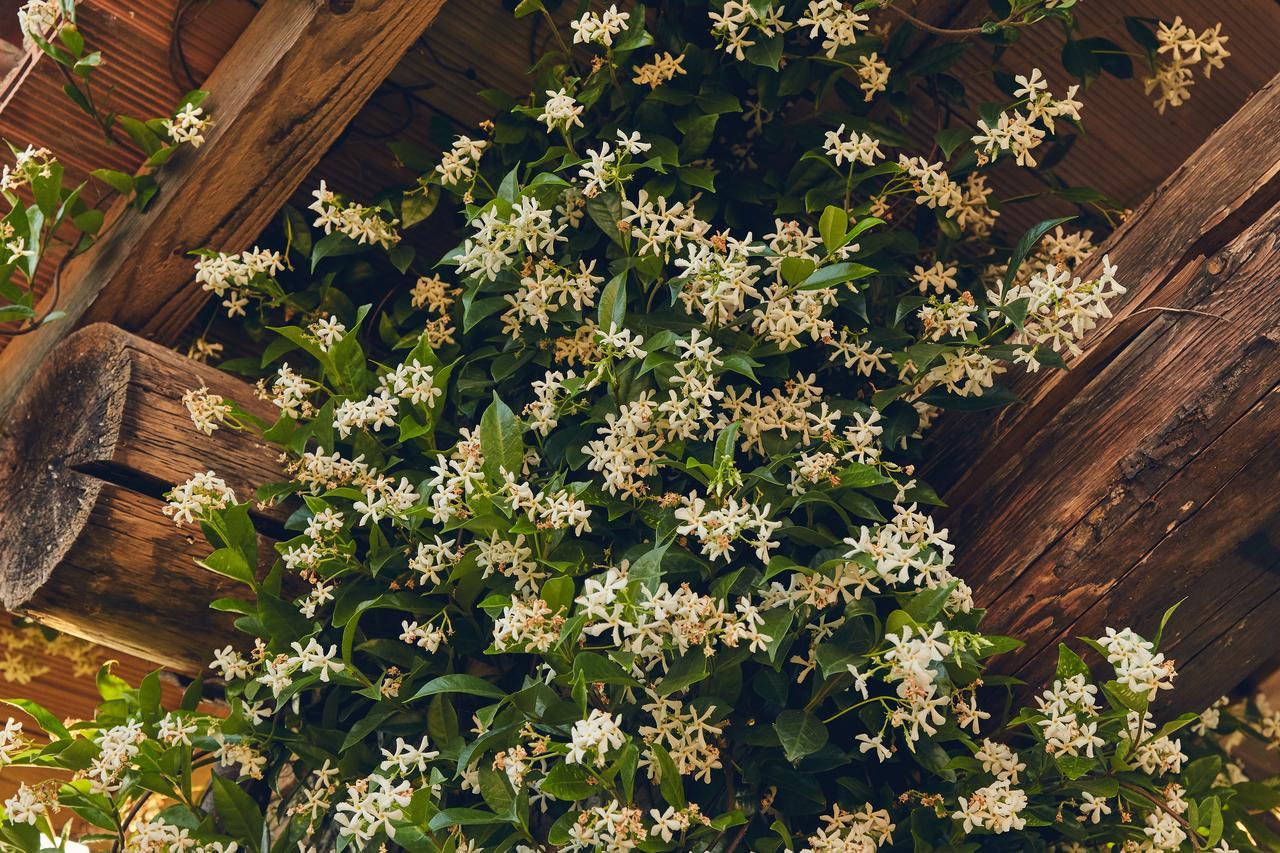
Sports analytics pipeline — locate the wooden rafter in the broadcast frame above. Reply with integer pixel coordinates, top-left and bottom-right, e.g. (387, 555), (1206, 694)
(0, 0), (450, 415)
(926, 72), (1280, 714)
(0, 324), (284, 674)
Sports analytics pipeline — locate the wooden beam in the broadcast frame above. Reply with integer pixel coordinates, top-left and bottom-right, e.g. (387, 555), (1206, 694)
(923, 73), (1280, 713)
(0, 324), (284, 674)
(0, 0), (448, 415)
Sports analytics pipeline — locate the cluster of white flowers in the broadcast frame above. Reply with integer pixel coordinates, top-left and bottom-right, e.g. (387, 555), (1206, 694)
(918, 292), (979, 341)
(1, 782), (47, 826)
(539, 88), (585, 133)
(334, 774), (413, 845)
(1035, 672), (1104, 758)
(583, 394), (661, 498)
(436, 134), (488, 186)
(975, 738), (1025, 783)
(458, 195), (567, 281)
(913, 260), (958, 295)
(994, 256), (1126, 370)
(797, 0), (869, 58)
(502, 260), (604, 336)
(674, 491), (780, 563)
(163, 102), (212, 148)
(803, 804), (895, 851)
(570, 4), (630, 47)
(502, 470), (592, 534)
(1126, 710), (1188, 776)
(622, 190), (712, 260)
(89, 720), (145, 793)
(971, 68), (1082, 168)
(566, 709), (626, 766)
(708, 1), (789, 61)
(255, 637), (345, 699)
(638, 695), (724, 783)
(952, 779), (1028, 834)
(1146, 17), (1230, 113)
(492, 594), (564, 652)
(16, 0), (62, 48)
(0, 144), (55, 195)
(856, 52), (891, 101)
(632, 51), (686, 88)
(578, 130), (651, 198)
(192, 246), (285, 318)
(0, 718), (25, 765)
(897, 154), (964, 214)
(1097, 626), (1177, 699)
(399, 618), (448, 651)
(352, 475), (420, 526)
(565, 800), (647, 851)
(334, 390), (399, 437)
(308, 180), (400, 248)
(163, 470), (236, 525)
(183, 385), (233, 435)
(308, 314), (346, 352)
(823, 123), (883, 167)
(837, 503), (961, 596)
(673, 236), (764, 324)
(574, 565), (773, 676)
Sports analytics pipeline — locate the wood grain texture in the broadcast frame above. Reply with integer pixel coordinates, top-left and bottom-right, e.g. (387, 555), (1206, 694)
(0, 324), (284, 673)
(922, 73), (1280, 711)
(0, 0), (449, 415)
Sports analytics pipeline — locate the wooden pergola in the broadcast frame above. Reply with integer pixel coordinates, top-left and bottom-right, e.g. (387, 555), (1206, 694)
(1, 0), (1280, 803)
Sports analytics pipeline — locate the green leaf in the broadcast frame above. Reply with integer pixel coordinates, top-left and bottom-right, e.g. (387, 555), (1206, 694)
(540, 575), (576, 614)
(774, 709), (828, 763)
(656, 650), (708, 696)
(513, 0), (545, 17)
(1000, 216), (1075, 297)
(3, 698), (71, 740)
(1055, 644), (1091, 681)
(427, 808), (507, 831)
(903, 581), (956, 624)
(779, 256), (817, 287)
(651, 743), (685, 808)
(479, 392), (525, 481)
(935, 126), (971, 160)
(89, 164), (132, 200)
(212, 776), (264, 850)
(597, 271), (627, 331)
(1055, 754), (1095, 781)
(819, 205), (848, 255)
(797, 262), (876, 291)
(310, 231), (363, 272)
(539, 763), (597, 801)
(409, 674), (508, 701)
(573, 652), (641, 686)
(1230, 782), (1280, 813)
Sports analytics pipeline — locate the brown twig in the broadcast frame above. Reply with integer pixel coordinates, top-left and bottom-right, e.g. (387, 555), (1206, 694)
(1118, 781), (1202, 851)
(880, 3), (1008, 38)
(1128, 306), (1228, 323)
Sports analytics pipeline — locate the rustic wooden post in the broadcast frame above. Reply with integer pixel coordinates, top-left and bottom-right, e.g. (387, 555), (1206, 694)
(924, 73), (1280, 713)
(0, 324), (284, 674)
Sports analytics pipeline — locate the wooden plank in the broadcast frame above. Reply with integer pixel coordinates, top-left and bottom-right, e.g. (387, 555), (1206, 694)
(0, 0), (449, 415)
(924, 72), (1280, 498)
(920, 73), (1280, 709)
(0, 324), (284, 673)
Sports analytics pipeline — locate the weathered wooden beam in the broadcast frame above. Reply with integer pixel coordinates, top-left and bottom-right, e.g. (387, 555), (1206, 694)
(924, 73), (1280, 713)
(0, 324), (284, 674)
(0, 0), (449, 416)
